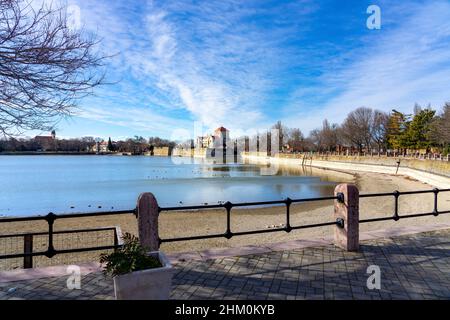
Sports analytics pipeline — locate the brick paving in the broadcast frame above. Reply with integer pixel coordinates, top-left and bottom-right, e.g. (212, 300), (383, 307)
(0, 229), (449, 300)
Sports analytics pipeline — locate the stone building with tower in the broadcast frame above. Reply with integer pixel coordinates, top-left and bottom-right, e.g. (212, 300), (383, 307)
(34, 130), (56, 151)
(196, 127), (230, 150)
(213, 126), (229, 149)
(193, 126), (236, 162)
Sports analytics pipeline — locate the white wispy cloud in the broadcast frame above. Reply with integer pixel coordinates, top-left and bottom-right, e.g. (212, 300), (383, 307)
(284, 0), (450, 133)
(34, 0), (450, 138)
(66, 0), (318, 136)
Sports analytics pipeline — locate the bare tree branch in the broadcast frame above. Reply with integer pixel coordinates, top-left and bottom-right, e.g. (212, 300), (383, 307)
(0, 0), (108, 136)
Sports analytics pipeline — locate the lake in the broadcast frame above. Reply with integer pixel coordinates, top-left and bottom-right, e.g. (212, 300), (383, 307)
(0, 155), (341, 216)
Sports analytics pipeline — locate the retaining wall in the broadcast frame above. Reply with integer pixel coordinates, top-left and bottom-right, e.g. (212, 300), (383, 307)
(242, 153), (450, 188)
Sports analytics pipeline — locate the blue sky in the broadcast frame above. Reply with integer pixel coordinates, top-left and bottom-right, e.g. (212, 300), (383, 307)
(31, 0), (450, 141)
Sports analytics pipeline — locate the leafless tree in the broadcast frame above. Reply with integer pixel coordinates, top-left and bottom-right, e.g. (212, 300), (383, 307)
(429, 103), (450, 147)
(321, 119), (340, 151)
(0, 0), (107, 136)
(272, 120), (288, 151)
(254, 130), (271, 154)
(371, 110), (389, 152)
(282, 128), (304, 152)
(288, 128), (303, 142)
(309, 128), (323, 151)
(309, 119), (339, 151)
(439, 103), (450, 143)
(341, 107), (373, 151)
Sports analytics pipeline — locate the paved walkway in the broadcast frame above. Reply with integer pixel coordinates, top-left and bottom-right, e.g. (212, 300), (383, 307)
(0, 229), (449, 300)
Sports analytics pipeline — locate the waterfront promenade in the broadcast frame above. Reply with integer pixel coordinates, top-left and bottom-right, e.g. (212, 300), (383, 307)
(1, 227), (449, 300)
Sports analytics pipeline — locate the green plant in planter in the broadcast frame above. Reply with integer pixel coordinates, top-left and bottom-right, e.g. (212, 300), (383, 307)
(100, 233), (161, 277)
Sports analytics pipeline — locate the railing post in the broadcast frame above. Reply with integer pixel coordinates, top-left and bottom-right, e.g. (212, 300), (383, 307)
(23, 234), (33, 269)
(45, 212), (56, 258)
(224, 201), (233, 239)
(136, 192), (160, 251)
(334, 184), (359, 251)
(285, 197), (292, 232)
(433, 188), (439, 216)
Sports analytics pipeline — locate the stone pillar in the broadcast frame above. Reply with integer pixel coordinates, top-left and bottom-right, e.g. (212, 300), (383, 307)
(334, 184), (359, 251)
(136, 192), (160, 251)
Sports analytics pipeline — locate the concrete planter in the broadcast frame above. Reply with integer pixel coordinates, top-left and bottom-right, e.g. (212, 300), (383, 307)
(113, 251), (173, 300)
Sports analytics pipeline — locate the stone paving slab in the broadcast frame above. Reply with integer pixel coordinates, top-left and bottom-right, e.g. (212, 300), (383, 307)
(166, 222), (450, 264)
(0, 229), (449, 300)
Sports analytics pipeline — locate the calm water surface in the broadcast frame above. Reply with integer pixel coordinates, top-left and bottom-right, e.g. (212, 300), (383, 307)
(0, 155), (340, 216)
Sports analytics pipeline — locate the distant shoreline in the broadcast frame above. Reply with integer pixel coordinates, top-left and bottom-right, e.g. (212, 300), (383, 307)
(0, 151), (95, 155)
(1, 171), (448, 267)
(0, 152), (143, 156)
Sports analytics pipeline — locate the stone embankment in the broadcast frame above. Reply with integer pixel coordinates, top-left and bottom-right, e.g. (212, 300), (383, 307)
(242, 152), (450, 188)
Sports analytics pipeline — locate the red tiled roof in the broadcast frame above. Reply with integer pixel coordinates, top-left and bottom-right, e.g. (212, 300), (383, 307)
(214, 126), (228, 132)
(34, 136), (53, 142)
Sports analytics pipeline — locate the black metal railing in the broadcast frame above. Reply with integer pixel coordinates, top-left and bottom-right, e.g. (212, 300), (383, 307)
(1, 188), (449, 268)
(158, 194), (342, 244)
(358, 188), (450, 223)
(158, 188), (450, 244)
(0, 226), (123, 269)
(0, 209), (133, 269)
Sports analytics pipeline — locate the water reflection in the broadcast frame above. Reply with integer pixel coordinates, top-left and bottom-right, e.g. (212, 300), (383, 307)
(0, 156), (351, 216)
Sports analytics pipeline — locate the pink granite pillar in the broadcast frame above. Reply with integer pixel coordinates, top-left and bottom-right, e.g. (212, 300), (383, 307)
(334, 184), (359, 251)
(136, 192), (160, 251)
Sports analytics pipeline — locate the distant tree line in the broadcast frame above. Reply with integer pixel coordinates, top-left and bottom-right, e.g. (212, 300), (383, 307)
(114, 136), (176, 154)
(0, 136), (96, 152)
(0, 135), (176, 153)
(174, 103), (449, 156)
(247, 103), (450, 155)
